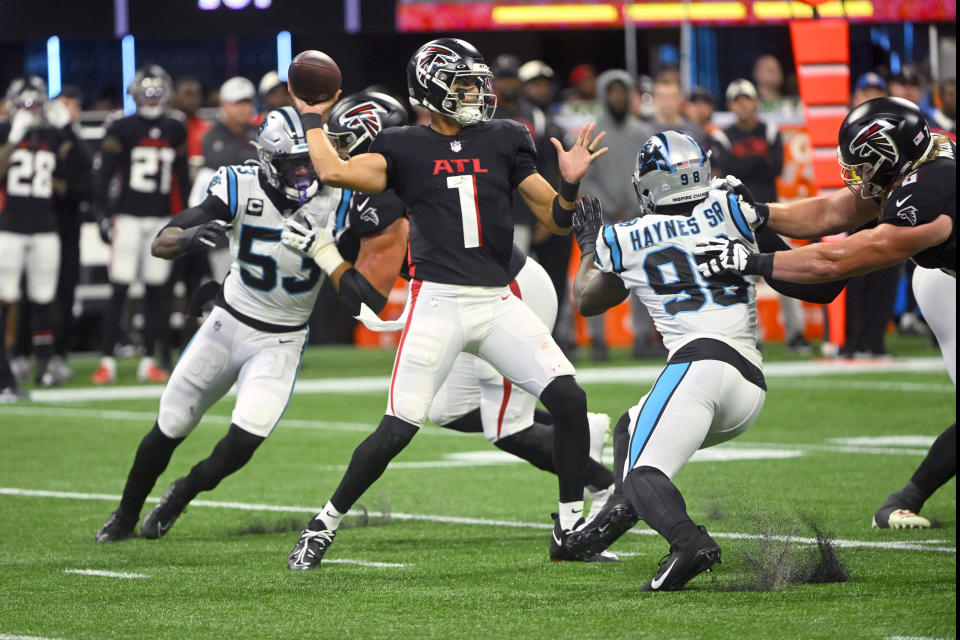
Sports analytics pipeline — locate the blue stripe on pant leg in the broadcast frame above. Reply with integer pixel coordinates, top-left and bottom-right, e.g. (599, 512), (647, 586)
(627, 362), (691, 471)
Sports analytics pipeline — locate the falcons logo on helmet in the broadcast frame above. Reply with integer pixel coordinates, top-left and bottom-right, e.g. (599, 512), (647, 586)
(415, 45), (460, 89)
(850, 119), (899, 166)
(339, 101), (388, 139)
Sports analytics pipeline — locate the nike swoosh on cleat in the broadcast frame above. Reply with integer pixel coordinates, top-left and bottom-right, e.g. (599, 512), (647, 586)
(650, 558), (679, 590)
(157, 520), (173, 535)
(552, 532), (562, 546)
(597, 523), (609, 534)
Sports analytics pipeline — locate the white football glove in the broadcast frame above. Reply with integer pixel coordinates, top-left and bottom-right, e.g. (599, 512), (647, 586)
(7, 109), (38, 145)
(44, 100), (72, 130)
(694, 236), (755, 277)
(281, 214), (344, 274)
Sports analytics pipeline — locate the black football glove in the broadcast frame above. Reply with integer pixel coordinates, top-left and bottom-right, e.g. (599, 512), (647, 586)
(178, 220), (232, 253)
(572, 194), (603, 256)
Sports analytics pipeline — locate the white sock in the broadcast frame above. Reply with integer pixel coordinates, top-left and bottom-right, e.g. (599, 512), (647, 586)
(318, 501), (345, 531)
(558, 500), (585, 530)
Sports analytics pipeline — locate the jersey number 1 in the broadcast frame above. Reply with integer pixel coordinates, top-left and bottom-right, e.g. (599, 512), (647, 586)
(447, 175), (481, 248)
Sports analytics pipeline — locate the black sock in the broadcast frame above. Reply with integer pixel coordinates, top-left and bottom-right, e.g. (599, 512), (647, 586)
(0, 306), (14, 388)
(30, 302), (55, 375)
(623, 466), (699, 546)
(330, 415), (418, 513)
(103, 284), (129, 356)
(180, 423), (265, 501)
(118, 422), (185, 518)
(539, 375), (588, 503)
(440, 408), (483, 433)
(887, 423), (958, 511)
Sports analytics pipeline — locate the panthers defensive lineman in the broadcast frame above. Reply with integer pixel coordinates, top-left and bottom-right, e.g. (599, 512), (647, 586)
(95, 107), (346, 542)
(92, 64), (191, 384)
(695, 97), (955, 531)
(572, 131), (768, 591)
(285, 38), (609, 569)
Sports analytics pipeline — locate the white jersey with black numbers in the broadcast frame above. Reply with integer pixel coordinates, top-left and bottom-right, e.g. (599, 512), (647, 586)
(206, 164), (346, 327)
(594, 186), (764, 367)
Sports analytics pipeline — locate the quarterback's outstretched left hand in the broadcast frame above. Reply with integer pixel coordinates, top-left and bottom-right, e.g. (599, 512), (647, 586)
(694, 236), (754, 277)
(552, 122), (608, 185)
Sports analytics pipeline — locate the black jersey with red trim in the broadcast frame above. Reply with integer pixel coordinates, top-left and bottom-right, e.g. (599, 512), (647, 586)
(0, 123), (70, 234)
(95, 113), (190, 218)
(880, 140), (956, 271)
(334, 187), (407, 264)
(369, 119), (538, 286)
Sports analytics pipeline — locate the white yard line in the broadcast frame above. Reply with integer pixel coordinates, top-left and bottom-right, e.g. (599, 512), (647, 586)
(324, 559), (407, 568)
(15, 357), (949, 404)
(1, 487), (953, 554)
(0, 635), (68, 640)
(63, 569), (148, 579)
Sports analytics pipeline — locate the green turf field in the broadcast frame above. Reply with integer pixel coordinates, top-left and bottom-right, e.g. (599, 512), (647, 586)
(0, 336), (955, 640)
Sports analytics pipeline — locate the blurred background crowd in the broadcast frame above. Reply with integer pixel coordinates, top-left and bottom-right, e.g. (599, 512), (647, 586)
(0, 0), (955, 390)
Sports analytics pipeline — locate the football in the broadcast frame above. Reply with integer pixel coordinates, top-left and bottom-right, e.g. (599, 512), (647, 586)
(287, 50), (342, 105)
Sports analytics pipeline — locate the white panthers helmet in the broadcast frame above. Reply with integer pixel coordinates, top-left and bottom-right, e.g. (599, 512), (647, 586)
(632, 131), (711, 215)
(251, 106), (319, 203)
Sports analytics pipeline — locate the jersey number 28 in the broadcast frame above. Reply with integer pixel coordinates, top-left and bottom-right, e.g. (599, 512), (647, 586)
(7, 148), (55, 199)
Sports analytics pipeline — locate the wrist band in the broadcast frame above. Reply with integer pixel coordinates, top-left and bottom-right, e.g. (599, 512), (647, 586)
(745, 252), (774, 279)
(552, 196), (573, 228)
(558, 179), (580, 203)
(300, 112), (325, 132)
(754, 202), (770, 226)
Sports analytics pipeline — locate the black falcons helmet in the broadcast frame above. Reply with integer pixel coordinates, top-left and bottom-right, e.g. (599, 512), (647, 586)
(837, 96), (933, 199)
(406, 38), (496, 126)
(5, 76), (48, 114)
(325, 91), (409, 157)
(128, 64), (173, 119)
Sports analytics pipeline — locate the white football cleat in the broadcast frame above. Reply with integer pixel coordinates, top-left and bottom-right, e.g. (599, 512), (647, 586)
(872, 508), (932, 529)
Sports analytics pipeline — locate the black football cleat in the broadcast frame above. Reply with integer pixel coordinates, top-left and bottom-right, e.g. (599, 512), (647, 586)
(95, 510), (137, 543)
(548, 512), (592, 561)
(287, 521), (337, 570)
(639, 526), (721, 592)
(572, 494), (640, 558)
(140, 478), (191, 539)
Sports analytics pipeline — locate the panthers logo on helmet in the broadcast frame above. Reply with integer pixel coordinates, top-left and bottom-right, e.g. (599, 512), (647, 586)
(339, 101), (388, 139)
(850, 119), (899, 166)
(415, 45), (460, 89)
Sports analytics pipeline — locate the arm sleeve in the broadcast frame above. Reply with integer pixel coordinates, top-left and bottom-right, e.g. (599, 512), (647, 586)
(202, 165), (240, 219)
(756, 226), (846, 303)
(163, 194), (232, 230)
(337, 268), (389, 315)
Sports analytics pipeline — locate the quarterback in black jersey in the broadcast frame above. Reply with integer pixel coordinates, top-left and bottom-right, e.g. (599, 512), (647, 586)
(695, 97), (956, 531)
(92, 65), (191, 385)
(285, 38), (609, 570)
(319, 92), (623, 562)
(0, 76), (80, 395)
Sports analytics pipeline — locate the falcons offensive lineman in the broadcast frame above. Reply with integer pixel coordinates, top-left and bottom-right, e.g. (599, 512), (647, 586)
(283, 38), (608, 569)
(95, 107), (348, 542)
(695, 96), (956, 531)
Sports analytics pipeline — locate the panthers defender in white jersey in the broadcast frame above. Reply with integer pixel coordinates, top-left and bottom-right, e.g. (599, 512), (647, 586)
(572, 131), (766, 592)
(571, 131), (847, 590)
(95, 107), (347, 543)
